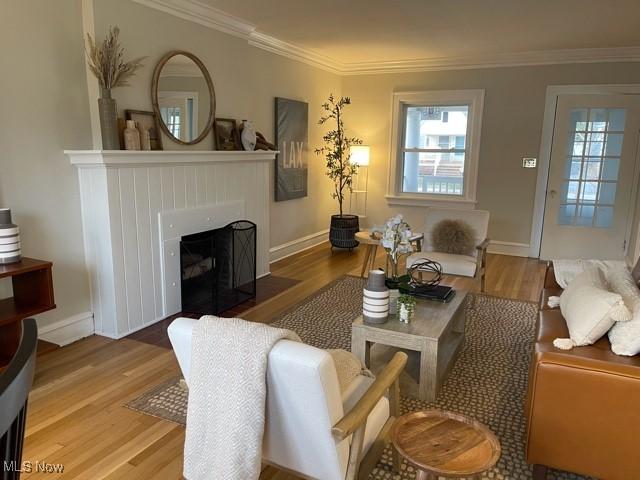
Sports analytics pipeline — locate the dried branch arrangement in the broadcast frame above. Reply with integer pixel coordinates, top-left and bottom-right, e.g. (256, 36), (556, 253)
(86, 26), (146, 90)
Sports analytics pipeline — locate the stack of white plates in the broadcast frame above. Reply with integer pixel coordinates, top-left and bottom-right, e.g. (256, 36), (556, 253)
(0, 208), (21, 265)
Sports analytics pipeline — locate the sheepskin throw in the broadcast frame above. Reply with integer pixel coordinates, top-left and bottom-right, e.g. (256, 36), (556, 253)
(431, 219), (476, 255)
(183, 316), (300, 480)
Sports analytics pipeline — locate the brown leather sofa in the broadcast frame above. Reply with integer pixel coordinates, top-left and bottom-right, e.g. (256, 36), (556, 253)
(525, 262), (640, 480)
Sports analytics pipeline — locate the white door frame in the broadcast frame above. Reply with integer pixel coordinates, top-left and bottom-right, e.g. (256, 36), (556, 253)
(529, 84), (640, 258)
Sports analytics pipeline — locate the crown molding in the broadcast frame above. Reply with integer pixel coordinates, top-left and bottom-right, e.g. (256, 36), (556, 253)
(248, 32), (343, 75)
(133, 0), (640, 76)
(133, 0), (343, 74)
(340, 46), (640, 75)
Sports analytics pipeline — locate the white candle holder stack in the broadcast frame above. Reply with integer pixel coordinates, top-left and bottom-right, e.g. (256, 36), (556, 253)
(0, 209), (22, 265)
(363, 270), (389, 324)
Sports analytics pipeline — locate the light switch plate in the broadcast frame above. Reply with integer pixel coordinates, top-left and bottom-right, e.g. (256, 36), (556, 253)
(523, 157), (537, 168)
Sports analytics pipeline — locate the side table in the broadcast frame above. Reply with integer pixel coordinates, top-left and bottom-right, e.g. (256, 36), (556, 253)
(391, 410), (501, 479)
(356, 230), (424, 278)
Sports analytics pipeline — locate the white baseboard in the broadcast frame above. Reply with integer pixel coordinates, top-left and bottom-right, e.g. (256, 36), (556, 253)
(38, 311), (95, 346)
(487, 240), (531, 258)
(269, 229), (329, 263)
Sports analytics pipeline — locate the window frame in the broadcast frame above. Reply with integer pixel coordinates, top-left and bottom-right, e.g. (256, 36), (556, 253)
(386, 90), (485, 207)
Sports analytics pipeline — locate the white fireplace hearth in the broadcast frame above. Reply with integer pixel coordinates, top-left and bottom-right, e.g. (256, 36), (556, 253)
(67, 150), (275, 339)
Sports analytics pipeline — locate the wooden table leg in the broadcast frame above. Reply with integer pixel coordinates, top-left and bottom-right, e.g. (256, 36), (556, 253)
(419, 340), (438, 402)
(352, 329), (370, 367)
(360, 245), (372, 278)
(369, 245), (378, 271)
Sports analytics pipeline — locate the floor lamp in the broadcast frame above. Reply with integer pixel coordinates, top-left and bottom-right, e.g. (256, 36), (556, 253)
(349, 145), (370, 217)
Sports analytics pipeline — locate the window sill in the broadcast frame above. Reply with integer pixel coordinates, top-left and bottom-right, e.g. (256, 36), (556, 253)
(385, 194), (478, 209)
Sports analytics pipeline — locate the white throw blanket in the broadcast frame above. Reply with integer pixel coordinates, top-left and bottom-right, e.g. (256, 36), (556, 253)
(183, 316), (300, 480)
(552, 259), (627, 289)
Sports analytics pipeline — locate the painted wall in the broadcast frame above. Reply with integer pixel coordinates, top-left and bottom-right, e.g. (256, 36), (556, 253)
(1, 0), (341, 333)
(342, 63), (640, 248)
(0, 1), (93, 326)
(93, 0), (342, 250)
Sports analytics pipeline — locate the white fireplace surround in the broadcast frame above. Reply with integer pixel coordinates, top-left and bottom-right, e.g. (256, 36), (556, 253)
(67, 150), (275, 339)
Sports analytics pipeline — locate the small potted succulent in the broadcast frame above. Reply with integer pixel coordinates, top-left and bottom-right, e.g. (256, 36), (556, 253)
(397, 294), (417, 323)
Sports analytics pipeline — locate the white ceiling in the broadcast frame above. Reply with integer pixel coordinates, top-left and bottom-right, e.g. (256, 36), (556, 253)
(199, 0), (640, 64)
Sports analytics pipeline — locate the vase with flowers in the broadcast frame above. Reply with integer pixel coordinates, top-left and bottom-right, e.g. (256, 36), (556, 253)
(373, 214), (413, 311)
(85, 26), (146, 149)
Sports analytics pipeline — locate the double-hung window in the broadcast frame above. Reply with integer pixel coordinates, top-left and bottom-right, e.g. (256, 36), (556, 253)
(387, 90), (485, 206)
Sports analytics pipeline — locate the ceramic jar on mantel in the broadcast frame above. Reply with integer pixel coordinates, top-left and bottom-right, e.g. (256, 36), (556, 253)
(363, 270), (389, 324)
(0, 208), (22, 265)
(241, 120), (257, 151)
(124, 120), (141, 150)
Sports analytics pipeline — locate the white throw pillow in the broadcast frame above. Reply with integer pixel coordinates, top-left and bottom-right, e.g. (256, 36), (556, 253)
(608, 267), (640, 356)
(555, 268), (632, 350)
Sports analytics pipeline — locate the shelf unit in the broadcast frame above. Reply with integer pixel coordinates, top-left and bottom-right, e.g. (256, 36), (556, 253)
(0, 258), (55, 367)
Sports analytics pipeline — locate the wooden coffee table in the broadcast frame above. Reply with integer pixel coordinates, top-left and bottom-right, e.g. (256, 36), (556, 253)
(352, 290), (467, 401)
(391, 410), (501, 479)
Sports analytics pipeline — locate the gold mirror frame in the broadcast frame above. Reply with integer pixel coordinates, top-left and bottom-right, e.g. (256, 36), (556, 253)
(151, 50), (216, 146)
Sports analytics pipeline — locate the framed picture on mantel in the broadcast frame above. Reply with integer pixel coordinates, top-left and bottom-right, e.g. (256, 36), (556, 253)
(275, 97), (308, 201)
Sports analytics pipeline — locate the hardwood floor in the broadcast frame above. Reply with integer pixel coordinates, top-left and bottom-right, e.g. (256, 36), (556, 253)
(21, 242), (545, 479)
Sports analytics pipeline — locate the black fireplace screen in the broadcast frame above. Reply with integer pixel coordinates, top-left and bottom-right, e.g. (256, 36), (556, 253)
(180, 220), (257, 315)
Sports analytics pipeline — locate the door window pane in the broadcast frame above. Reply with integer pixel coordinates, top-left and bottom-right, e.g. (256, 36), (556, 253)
(601, 158), (620, 181)
(570, 109), (588, 131)
(558, 107), (626, 228)
(605, 134), (623, 156)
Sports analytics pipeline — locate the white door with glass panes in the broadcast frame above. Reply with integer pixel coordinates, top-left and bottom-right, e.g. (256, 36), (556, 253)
(540, 94), (640, 260)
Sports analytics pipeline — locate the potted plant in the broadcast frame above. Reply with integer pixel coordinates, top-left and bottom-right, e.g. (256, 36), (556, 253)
(315, 95), (363, 249)
(397, 294), (416, 323)
(85, 26), (146, 149)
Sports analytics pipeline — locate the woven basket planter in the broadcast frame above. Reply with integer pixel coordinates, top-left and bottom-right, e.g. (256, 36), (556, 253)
(329, 214), (360, 249)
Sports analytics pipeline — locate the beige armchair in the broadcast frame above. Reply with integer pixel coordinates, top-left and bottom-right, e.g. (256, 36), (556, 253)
(407, 207), (490, 291)
(168, 317), (408, 480)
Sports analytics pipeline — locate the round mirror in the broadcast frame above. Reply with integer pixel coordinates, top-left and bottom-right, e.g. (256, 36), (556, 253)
(152, 51), (216, 145)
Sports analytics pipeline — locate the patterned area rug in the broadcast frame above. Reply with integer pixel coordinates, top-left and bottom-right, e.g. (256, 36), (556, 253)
(127, 276), (589, 479)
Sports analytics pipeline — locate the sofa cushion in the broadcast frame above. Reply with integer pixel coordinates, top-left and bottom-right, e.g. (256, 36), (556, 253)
(557, 268), (631, 349)
(608, 268), (640, 356)
(407, 251), (476, 277)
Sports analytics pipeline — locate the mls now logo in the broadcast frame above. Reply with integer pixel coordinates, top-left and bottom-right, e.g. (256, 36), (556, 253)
(4, 460), (64, 473)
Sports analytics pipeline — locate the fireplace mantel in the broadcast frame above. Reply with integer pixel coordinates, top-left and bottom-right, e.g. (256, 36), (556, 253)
(65, 149), (277, 167)
(67, 149), (273, 339)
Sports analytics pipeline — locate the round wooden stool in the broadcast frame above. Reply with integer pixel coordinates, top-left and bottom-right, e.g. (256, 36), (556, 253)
(355, 231), (380, 277)
(391, 410), (501, 479)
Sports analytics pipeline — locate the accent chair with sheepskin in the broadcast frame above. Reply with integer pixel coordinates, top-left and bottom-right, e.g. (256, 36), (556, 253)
(407, 207), (490, 291)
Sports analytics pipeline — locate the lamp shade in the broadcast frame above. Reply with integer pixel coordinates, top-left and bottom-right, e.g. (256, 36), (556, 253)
(350, 145), (370, 166)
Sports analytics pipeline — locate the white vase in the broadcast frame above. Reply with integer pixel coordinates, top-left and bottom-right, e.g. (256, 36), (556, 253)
(241, 120), (257, 151)
(399, 304), (410, 323)
(363, 271), (389, 324)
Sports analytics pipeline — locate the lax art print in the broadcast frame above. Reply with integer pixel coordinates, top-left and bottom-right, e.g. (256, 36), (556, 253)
(275, 97), (308, 201)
